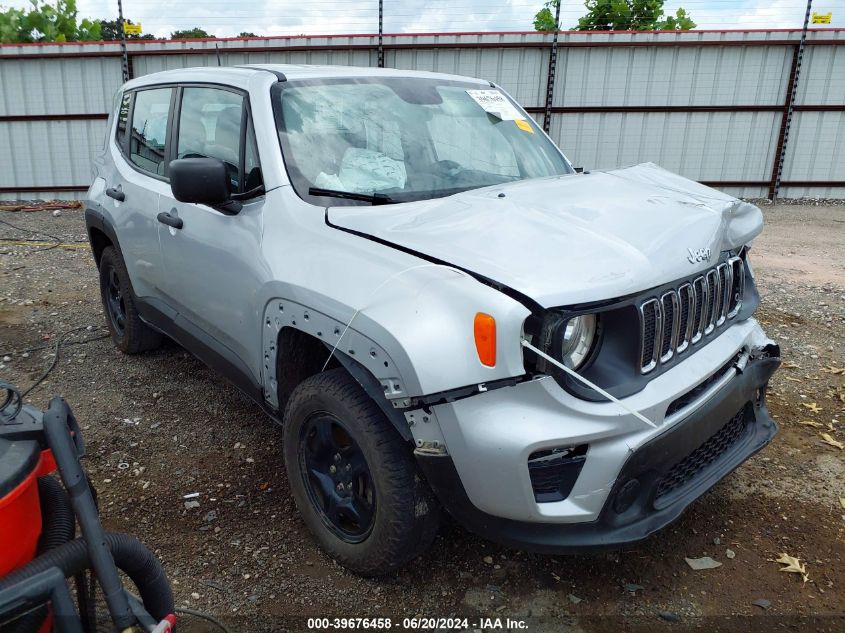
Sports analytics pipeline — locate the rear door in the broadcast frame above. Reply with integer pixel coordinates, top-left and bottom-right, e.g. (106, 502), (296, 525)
(105, 86), (175, 302)
(156, 84), (266, 373)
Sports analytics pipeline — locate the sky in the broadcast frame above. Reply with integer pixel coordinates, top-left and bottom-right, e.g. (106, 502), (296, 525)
(2, 0), (842, 38)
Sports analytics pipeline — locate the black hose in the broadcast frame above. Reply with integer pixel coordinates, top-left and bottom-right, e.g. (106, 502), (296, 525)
(2, 477), (77, 633)
(0, 533), (174, 624)
(36, 476), (76, 551)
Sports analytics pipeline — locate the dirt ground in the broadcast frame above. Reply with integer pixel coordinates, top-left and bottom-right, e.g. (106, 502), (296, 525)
(0, 202), (843, 633)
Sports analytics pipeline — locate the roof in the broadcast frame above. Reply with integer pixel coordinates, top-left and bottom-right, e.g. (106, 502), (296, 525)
(124, 64), (491, 91)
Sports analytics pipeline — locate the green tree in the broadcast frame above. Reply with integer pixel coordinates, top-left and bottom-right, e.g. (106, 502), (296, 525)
(533, 0), (558, 32)
(99, 18), (154, 40)
(533, 0), (696, 32)
(655, 7), (695, 30)
(171, 27), (210, 39)
(0, 0), (102, 43)
(238, 31), (257, 37)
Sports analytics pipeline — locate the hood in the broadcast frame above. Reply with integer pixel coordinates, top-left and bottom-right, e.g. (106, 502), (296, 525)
(327, 163), (763, 308)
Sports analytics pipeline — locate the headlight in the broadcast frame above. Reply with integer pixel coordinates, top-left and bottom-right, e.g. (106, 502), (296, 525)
(537, 313), (598, 372)
(559, 315), (597, 369)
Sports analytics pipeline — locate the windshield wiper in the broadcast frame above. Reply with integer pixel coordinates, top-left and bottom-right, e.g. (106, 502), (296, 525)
(308, 187), (395, 205)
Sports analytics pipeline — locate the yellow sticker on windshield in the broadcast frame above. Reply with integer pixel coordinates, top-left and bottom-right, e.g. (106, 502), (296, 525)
(515, 119), (534, 133)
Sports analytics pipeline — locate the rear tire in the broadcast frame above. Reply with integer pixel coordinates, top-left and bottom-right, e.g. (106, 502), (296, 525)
(98, 246), (162, 354)
(283, 368), (440, 576)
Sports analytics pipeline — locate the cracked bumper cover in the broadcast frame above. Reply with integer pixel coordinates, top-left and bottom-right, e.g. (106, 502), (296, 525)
(416, 346), (780, 553)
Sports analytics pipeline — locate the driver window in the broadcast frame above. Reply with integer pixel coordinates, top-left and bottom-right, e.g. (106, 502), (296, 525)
(177, 87), (244, 191)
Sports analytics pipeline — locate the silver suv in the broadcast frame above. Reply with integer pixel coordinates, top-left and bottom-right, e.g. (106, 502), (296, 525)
(85, 64), (781, 576)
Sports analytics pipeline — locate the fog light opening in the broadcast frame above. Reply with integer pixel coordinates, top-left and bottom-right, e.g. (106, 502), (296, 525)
(613, 478), (641, 514)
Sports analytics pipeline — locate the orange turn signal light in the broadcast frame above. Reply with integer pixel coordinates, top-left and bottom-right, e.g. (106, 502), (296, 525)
(474, 312), (496, 367)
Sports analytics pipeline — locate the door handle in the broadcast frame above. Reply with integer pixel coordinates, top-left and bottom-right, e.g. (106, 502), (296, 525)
(157, 212), (183, 230)
(105, 187), (125, 202)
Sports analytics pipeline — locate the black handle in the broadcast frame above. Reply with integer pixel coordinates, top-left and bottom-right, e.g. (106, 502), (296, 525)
(156, 212), (183, 230)
(105, 187), (125, 201)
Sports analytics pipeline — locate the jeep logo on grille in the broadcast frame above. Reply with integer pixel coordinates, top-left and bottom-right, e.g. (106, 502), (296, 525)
(687, 247), (712, 264)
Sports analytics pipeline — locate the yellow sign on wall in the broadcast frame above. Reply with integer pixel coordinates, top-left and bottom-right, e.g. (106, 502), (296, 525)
(811, 12), (832, 24)
(123, 22), (142, 34)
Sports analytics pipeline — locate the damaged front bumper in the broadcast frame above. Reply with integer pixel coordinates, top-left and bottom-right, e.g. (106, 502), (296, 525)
(414, 318), (780, 552)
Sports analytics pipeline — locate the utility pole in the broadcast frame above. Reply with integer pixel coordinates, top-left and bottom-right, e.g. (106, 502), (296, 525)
(542, 0), (562, 133)
(377, 0), (385, 68)
(117, 0), (129, 82)
(770, 0), (812, 200)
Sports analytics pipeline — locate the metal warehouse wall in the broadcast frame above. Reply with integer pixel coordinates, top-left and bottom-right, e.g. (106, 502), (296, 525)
(1, 30), (844, 200)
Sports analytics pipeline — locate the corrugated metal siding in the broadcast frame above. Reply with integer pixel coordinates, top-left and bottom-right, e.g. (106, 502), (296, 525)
(777, 42), (845, 199)
(794, 45), (845, 105)
(0, 30), (843, 199)
(554, 45), (790, 107)
(0, 119), (106, 188)
(0, 57), (121, 116)
(549, 111), (779, 181)
(133, 50), (376, 76)
(390, 47), (548, 105)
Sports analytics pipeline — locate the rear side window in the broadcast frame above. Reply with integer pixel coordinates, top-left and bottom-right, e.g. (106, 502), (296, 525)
(115, 92), (131, 150)
(176, 87), (262, 194)
(129, 88), (172, 177)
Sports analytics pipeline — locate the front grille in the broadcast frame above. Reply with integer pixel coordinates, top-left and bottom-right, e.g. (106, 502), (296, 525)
(639, 257), (745, 373)
(655, 406), (750, 502)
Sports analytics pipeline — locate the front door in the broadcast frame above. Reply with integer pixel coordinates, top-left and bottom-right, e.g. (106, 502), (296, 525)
(156, 85), (266, 375)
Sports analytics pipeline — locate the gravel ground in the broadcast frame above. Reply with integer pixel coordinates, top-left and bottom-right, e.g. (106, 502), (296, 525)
(0, 203), (843, 633)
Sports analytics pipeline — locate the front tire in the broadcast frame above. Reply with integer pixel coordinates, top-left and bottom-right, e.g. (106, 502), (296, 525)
(98, 246), (162, 354)
(283, 369), (440, 576)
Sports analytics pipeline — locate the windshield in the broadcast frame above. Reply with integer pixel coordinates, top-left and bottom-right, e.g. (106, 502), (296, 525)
(271, 77), (572, 206)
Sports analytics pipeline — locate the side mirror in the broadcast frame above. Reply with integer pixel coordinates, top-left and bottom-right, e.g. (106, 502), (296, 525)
(169, 158), (231, 207)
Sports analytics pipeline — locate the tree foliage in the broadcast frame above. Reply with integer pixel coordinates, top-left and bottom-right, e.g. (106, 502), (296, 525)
(99, 18), (154, 41)
(533, 1), (558, 31)
(238, 31), (257, 37)
(533, 0), (696, 32)
(0, 0), (101, 43)
(170, 27), (211, 39)
(655, 7), (695, 30)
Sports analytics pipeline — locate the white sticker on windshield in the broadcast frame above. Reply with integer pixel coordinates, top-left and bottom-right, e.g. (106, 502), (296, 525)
(466, 89), (523, 121)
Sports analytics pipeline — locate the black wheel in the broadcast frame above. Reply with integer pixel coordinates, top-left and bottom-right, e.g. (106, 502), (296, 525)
(283, 369), (440, 576)
(98, 246), (162, 354)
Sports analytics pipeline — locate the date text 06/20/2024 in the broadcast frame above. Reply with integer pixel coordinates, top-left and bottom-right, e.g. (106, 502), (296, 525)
(307, 617), (529, 630)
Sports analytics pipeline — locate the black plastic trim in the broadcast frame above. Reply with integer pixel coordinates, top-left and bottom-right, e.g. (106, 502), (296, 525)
(329, 347), (412, 442)
(238, 66), (287, 81)
(133, 297), (274, 416)
(84, 206), (120, 264)
(417, 353), (779, 553)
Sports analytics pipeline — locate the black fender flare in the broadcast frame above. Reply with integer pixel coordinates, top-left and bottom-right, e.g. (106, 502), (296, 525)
(84, 206), (122, 266)
(329, 345), (413, 442)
